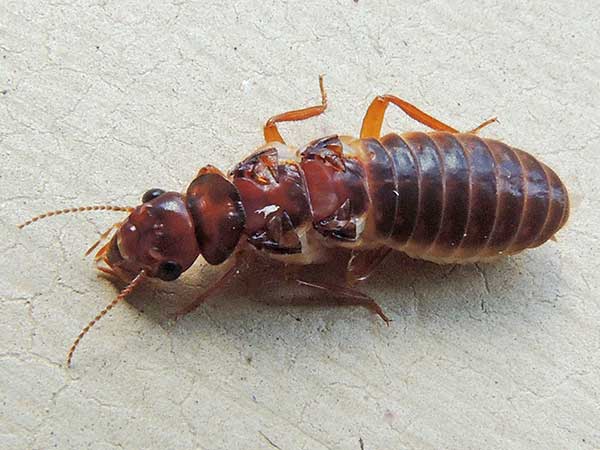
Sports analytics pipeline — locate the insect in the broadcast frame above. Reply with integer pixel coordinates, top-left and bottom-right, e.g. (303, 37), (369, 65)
(19, 76), (570, 366)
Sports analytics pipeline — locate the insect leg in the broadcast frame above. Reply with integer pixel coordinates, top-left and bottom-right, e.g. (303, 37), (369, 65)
(85, 220), (123, 256)
(295, 279), (391, 324)
(466, 117), (498, 135)
(360, 95), (458, 138)
(263, 75), (328, 144)
(175, 260), (239, 318)
(346, 248), (392, 285)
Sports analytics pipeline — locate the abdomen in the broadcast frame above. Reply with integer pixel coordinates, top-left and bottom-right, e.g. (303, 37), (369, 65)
(369, 131), (570, 263)
(231, 132), (569, 265)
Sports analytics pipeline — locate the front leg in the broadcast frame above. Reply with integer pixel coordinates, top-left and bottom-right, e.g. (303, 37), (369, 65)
(175, 258), (240, 318)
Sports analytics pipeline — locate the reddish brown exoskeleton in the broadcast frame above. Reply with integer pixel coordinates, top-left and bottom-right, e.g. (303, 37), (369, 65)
(19, 77), (570, 366)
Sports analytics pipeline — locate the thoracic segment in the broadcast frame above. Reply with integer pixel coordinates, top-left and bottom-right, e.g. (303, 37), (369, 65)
(230, 132), (569, 264)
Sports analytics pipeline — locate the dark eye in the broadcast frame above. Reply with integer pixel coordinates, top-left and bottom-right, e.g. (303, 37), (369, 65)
(142, 188), (166, 203)
(156, 261), (182, 281)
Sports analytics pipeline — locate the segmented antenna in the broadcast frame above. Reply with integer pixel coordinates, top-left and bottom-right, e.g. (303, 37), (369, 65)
(66, 271), (146, 368)
(18, 205), (134, 229)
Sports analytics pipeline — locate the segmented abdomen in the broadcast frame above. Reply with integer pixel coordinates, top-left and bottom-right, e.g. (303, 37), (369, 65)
(230, 131), (569, 264)
(371, 131), (570, 263)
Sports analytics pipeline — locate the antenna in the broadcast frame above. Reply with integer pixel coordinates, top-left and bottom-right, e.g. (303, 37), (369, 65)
(18, 205), (133, 229)
(66, 271), (146, 368)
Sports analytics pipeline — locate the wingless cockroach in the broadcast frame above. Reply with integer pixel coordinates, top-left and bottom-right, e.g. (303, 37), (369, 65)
(19, 77), (570, 366)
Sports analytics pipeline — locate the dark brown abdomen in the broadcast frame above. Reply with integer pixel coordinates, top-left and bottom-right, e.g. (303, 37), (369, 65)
(374, 131), (569, 263)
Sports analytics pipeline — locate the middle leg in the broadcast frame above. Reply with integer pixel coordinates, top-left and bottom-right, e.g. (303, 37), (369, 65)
(263, 75), (328, 144)
(346, 247), (392, 285)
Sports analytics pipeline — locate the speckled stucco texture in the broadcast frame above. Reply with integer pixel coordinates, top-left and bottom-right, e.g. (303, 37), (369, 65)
(1, 1), (599, 449)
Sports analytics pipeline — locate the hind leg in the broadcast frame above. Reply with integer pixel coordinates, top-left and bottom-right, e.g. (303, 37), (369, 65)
(360, 95), (459, 139)
(360, 94), (499, 138)
(295, 278), (391, 324)
(466, 117), (498, 134)
(284, 247), (392, 323)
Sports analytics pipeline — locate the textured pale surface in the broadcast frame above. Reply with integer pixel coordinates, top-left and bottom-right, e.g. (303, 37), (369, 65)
(1, 1), (599, 449)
